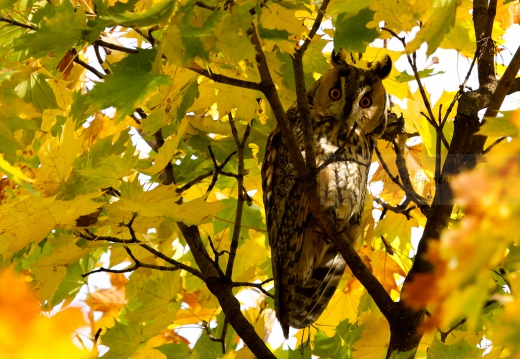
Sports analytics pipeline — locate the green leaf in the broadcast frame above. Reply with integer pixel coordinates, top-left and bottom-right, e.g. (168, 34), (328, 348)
(328, 0), (376, 16)
(479, 112), (519, 138)
(334, 8), (379, 53)
(313, 330), (342, 358)
(406, 0), (458, 56)
(177, 80), (200, 120)
(125, 271), (182, 334)
(258, 25), (291, 41)
(0, 0), (17, 10)
(155, 343), (192, 359)
(72, 49), (171, 121)
(15, 72), (60, 111)
(395, 69), (445, 83)
(98, 0), (175, 27)
(101, 321), (143, 359)
(427, 335), (484, 359)
(214, 198), (265, 238)
(13, 2), (87, 59)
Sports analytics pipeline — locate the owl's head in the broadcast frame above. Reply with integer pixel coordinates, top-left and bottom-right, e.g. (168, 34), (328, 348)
(309, 49), (392, 138)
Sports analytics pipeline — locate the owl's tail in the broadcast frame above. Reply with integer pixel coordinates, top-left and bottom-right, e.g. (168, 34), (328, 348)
(283, 249), (346, 337)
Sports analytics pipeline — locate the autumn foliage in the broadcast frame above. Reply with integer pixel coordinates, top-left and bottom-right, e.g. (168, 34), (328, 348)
(1, 0), (520, 358)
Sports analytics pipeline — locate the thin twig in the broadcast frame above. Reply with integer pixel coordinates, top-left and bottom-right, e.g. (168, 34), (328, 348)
(439, 300), (497, 342)
(208, 236), (229, 265)
(435, 106), (442, 180)
(207, 146), (237, 194)
(94, 39), (140, 54)
(176, 171), (216, 193)
(374, 197), (415, 220)
(374, 144), (430, 209)
(483, 136), (507, 154)
(232, 279), (274, 298)
(441, 47), (481, 127)
(225, 114), (251, 279)
(74, 57), (105, 79)
(93, 44), (110, 75)
(79, 214), (204, 279)
(188, 65), (262, 91)
(0, 17), (37, 30)
(195, 0), (216, 10)
(382, 27), (436, 122)
(203, 318), (228, 354)
(298, 0), (330, 54)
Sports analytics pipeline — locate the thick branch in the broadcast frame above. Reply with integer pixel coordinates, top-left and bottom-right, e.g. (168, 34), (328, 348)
(473, 0), (497, 87)
(485, 46), (520, 118)
(177, 223), (276, 359)
(508, 77), (520, 94)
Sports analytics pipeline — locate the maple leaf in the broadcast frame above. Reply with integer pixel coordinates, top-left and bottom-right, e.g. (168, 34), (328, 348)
(0, 269), (87, 358)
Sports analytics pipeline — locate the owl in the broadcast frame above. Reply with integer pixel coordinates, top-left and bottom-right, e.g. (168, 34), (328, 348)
(262, 50), (392, 338)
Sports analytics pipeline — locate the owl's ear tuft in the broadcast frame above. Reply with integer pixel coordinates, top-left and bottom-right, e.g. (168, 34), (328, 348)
(372, 55), (392, 79)
(331, 48), (347, 67)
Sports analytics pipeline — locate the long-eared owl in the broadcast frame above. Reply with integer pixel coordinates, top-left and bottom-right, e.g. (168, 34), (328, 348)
(262, 50), (392, 337)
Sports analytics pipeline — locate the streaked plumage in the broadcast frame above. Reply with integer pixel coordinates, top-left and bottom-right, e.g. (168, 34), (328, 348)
(262, 50), (392, 337)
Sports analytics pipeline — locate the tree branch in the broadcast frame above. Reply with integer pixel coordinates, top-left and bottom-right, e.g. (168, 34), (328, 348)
(0, 17), (37, 30)
(473, 0), (498, 87)
(291, 0), (331, 185)
(94, 39), (140, 54)
(374, 197), (415, 220)
(187, 65), (262, 91)
(382, 28), (436, 122)
(178, 223), (276, 359)
(73, 57), (106, 79)
(78, 216), (204, 279)
(249, 24), (397, 324)
(298, 0), (330, 54)
(225, 114), (251, 279)
(484, 45), (520, 118)
(232, 279), (274, 298)
(374, 143), (430, 209)
(483, 136), (507, 154)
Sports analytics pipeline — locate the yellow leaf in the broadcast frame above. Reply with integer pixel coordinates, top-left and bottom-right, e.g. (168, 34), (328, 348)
(316, 285), (363, 337)
(0, 154), (37, 195)
(440, 19), (476, 57)
(0, 269), (87, 359)
(406, 0), (458, 56)
(352, 311), (390, 359)
(35, 117), (84, 196)
(212, 83), (262, 120)
(0, 193), (100, 258)
(141, 118), (189, 175)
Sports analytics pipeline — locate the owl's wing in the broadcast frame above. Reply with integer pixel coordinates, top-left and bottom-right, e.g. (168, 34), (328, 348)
(262, 127), (348, 338)
(262, 127), (302, 337)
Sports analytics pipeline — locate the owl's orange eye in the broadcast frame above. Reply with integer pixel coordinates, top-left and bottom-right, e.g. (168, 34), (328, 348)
(328, 88), (341, 100)
(359, 96), (372, 108)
